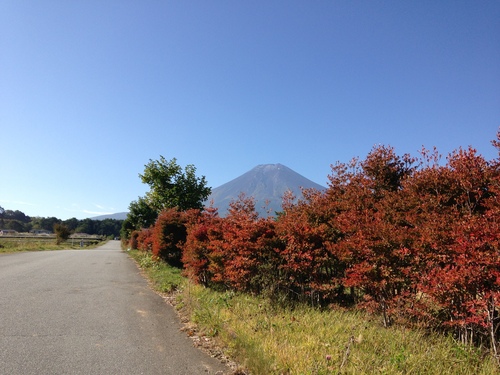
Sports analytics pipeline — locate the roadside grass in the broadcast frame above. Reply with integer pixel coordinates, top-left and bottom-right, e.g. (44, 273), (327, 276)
(129, 251), (499, 375)
(128, 250), (184, 293)
(181, 286), (498, 375)
(0, 238), (105, 253)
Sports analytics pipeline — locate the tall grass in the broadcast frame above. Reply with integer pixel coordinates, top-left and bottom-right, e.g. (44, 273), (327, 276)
(180, 285), (498, 374)
(129, 252), (499, 374)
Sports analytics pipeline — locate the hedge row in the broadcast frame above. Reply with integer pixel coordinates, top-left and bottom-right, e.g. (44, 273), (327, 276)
(131, 134), (500, 351)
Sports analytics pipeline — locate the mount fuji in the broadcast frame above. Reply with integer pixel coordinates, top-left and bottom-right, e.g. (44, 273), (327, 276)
(206, 164), (325, 217)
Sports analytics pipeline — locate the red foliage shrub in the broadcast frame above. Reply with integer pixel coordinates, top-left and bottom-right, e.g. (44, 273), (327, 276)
(209, 194), (281, 293)
(136, 227), (154, 252)
(275, 189), (346, 304)
(179, 131), (500, 350)
(404, 147), (500, 341)
(182, 196), (282, 294)
(152, 208), (200, 266)
(129, 230), (140, 250)
(182, 206), (223, 286)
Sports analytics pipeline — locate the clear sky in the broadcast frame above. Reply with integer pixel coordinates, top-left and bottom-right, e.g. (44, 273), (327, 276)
(1, 1), (499, 220)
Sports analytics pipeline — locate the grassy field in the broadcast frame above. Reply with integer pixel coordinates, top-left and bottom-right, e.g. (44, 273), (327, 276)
(129, 250), (499, 375)
(0, 237), (105, 253)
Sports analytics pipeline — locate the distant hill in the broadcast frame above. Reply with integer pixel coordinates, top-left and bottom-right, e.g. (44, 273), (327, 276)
(206, 164), (325, 217)
(90, 212), (128, 221)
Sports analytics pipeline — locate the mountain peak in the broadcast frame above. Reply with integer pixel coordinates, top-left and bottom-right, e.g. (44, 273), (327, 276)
(252, 163), (288, 173)
(255, 163), (284, 168)
(206, 164), (324, 217)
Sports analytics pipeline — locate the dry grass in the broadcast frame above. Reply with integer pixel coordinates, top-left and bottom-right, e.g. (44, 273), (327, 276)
(179, 283), (499, 375)
(0, 238), (104, 253)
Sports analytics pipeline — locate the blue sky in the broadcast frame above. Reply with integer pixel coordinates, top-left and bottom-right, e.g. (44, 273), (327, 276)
(1, 1), (499, 220)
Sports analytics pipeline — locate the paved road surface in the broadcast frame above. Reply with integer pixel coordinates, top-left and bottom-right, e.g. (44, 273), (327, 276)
(0, 241), (229, 374)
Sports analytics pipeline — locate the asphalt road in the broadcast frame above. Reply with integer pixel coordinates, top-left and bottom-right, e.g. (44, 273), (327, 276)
(0, 241), (229, 375)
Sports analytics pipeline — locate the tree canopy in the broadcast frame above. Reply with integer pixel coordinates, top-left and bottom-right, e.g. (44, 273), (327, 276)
(140, 156), (211, 212)
(122, 157), (211, 239)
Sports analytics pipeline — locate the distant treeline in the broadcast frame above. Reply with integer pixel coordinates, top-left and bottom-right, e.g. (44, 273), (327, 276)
(0, 208), (123, 237)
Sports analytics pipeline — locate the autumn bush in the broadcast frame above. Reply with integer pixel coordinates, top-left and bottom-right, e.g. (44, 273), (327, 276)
(152, 208), (200, 266)
(178, 131), (500, 357)
(53, 223), (71, 245)
(136, 227), (154, 252)
(406, 146), (500, 346)
(128, 230), (140, 250)
(213, 195), (281, 293)
(182, 206), (223, 286)
(274, 189), (347, 305)
(183, 197), (283, 295)
(322, 147), (420, 326)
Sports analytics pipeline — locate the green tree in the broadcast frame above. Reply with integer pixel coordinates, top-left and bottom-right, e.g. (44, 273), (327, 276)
(128, 197), (157, 229)
(63, 218), (79, 232)
(31, 217), (60, 232)
(120, 218), (135, 242)
(96, 219), (122, 237)
(140, 156), (211, 212)
(4, 210), (30, 223)
(121, 197), (157, 240)
(6, 220), (24, 232)
(75, 218), (95, 234)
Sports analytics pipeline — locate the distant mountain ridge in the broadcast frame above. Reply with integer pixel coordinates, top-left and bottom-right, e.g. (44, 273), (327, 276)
(91, 212), (128, 221)
(207, 163), (325, 217)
